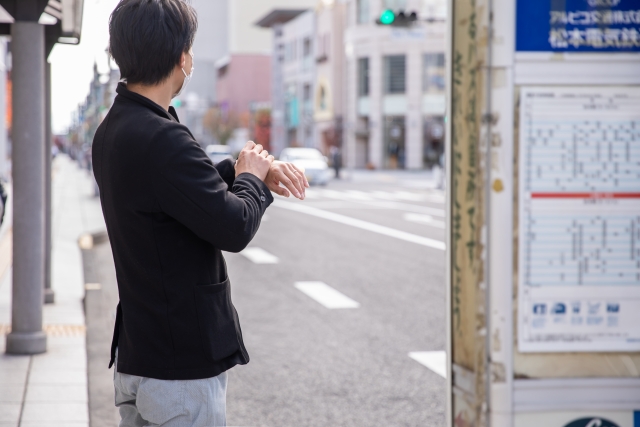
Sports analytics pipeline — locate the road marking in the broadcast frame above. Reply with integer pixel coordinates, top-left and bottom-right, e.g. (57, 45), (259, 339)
(241, 247), (279, 264)
(273, 200), (446, 251)
(409, 351), (447, 378)
(403, 213), (446, 229)
(294, 281), (360, 309)
(362, 200), (445, 217)
(343, 190), (376, 201)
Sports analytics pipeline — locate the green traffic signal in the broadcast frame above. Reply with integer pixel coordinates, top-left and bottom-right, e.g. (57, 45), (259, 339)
(379, 9), (395, 25)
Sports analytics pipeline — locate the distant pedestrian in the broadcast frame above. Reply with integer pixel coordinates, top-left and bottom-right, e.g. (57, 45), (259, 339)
(0, 180), (6, 226)
(94, 1), (308, 426)
(330, 145), (342, 179)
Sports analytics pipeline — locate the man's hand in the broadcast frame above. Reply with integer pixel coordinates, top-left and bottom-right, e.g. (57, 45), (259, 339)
(235, 141), (274, 181)
(265, 160), (309, 200)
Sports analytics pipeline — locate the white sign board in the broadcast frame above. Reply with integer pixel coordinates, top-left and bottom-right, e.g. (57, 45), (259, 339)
(518, 86), (640, 352)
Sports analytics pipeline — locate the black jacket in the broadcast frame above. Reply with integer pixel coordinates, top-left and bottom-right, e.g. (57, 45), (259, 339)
(92, 83), (273, 380)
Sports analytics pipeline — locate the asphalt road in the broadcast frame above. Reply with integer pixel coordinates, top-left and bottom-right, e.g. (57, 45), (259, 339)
(225, 172), (447, 427)
(84, 170), (447, 427)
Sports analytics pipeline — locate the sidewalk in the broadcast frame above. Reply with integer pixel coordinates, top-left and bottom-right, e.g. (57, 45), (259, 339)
(0, 154), (105, 426)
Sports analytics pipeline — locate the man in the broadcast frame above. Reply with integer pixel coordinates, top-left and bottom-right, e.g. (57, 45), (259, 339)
(92, 1), (308, 425)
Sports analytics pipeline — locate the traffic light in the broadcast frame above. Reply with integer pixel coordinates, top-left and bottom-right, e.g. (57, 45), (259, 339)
(376, 10), (418, 27)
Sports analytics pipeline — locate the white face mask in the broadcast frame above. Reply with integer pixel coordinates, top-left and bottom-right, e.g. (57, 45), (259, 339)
(173, 51), (194, 99)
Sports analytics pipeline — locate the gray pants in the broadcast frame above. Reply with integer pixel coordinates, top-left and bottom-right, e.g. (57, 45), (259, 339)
(114, 350), (228, 427)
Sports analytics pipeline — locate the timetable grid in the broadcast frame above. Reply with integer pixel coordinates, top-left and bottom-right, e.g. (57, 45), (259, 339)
(521, 115), (640, 193)
(518, 86), (640, 352)
(520, 88), (640, 290)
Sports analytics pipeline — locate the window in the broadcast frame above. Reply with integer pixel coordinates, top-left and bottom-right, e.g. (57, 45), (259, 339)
(316, 34), (326, 60)
(303, 84), (311, 101)
(319, 86), (327, 111)
(358, 57), (370, 97)
(303, 38), (312, 57)
(423, 53), (445, 93)
(357, 0), (370, 24)
(383, 0), (407, 9)
(285, 40), (297, 62)
(303, 83), (312, 113)
(384, 55), (406, 94)
(284, 42), (293, 62)
(277, 43), (284, 62)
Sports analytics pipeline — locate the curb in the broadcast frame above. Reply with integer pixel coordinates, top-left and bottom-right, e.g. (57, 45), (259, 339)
(80, 230), (119, 427)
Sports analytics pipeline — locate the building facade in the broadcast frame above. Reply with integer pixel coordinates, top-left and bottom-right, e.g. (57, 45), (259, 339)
(259, 0), (445, 168)
(258, 9), (317, 155)
(314, 1), (347, 155)
(258, 2), (347, 157)
(181, 0), (316, 149)
(344, 0), (446, 169)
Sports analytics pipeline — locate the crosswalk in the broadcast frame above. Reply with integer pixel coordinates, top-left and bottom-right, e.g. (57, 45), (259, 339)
(287, 188), (447, 226)
(274, 201), (446, 249)
(302, 188), (445, 204)
(403, 213), (446, 228)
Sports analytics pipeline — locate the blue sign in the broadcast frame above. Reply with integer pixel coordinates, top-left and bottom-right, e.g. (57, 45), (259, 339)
(516, 0), (640, 52)
(551, 303), (566, 314)
(564, 418), (619, 427)
(533, 303), (547, 315)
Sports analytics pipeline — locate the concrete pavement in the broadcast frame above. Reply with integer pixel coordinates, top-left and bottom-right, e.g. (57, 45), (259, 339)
(0, 154), (105, 427)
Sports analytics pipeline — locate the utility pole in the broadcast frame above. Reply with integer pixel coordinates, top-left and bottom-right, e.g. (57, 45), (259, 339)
(447, 0), (640, 426)
(5, 0), (49, 354)
(1, 0), (84, 353)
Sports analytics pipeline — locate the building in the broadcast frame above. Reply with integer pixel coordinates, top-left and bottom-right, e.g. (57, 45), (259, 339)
(258, 0), (445, 168)
(181, 0), (316, 150)
(344, 0), (447, 169)
(257, 9), (316, 155)
(314, 0), (347, 155)
(257, 2), (347, 157)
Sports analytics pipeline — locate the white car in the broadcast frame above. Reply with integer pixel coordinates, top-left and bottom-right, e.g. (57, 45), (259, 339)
(205, 144), (233, 164)
(279, 147), (330, 185)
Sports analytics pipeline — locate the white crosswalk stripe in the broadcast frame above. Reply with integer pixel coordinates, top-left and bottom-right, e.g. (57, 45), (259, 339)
(274, 200), (446, 250)
(241, 247), (279, 264)
(303, 189), (444, 204)
(294, 281), (360, 309)
(403, 213), (446, 229)
(408, 351), (447, 378)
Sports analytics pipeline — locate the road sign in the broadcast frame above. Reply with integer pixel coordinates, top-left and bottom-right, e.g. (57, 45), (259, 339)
(516, 0), (640, 52)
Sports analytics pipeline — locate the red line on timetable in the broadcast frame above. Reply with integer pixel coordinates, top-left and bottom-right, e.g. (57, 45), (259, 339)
(530, 192), (640, 199)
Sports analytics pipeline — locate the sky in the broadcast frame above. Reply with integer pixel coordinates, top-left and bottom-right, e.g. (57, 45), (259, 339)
(49, 0), (119, 134)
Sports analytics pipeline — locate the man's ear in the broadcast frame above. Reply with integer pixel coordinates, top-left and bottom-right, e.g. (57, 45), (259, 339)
(179, 52), (186, 68)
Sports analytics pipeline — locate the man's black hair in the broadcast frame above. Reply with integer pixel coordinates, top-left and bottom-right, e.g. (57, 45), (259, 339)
(109, 0), (197, 86)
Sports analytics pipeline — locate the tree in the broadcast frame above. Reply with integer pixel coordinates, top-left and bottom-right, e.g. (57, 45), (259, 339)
(203, 107), (239, 145)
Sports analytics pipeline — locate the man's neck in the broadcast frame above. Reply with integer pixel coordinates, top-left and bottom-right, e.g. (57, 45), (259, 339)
(126, 82), (173, 111)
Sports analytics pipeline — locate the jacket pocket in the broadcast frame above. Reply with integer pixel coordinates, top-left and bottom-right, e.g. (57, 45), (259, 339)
(193, 278), (241, 361)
